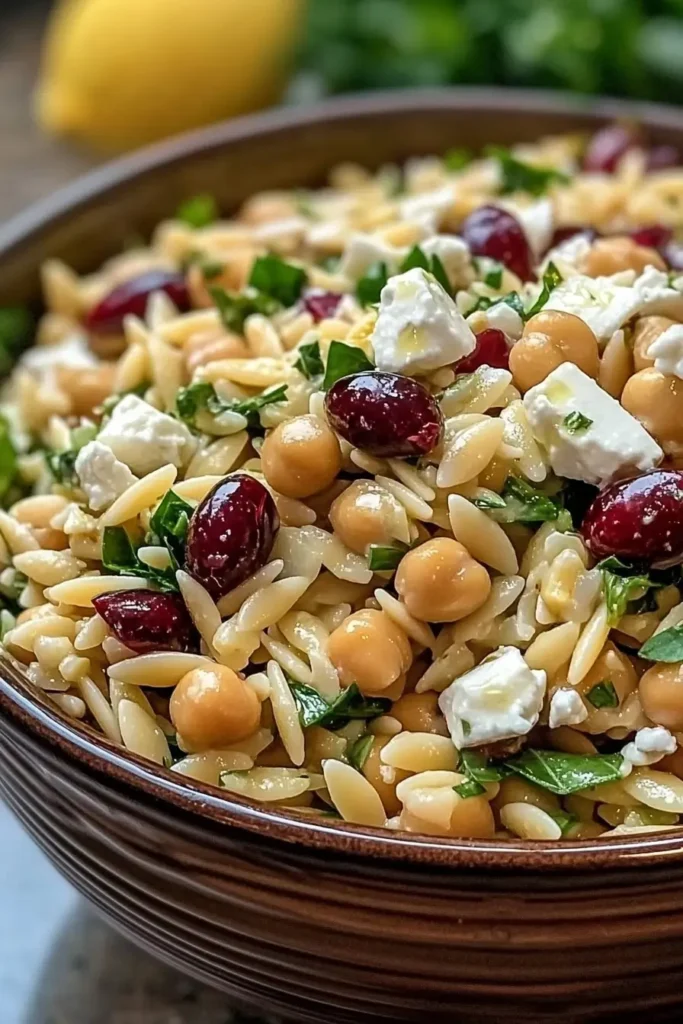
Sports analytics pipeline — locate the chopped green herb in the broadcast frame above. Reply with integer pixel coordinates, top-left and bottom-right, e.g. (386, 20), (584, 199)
(459, 749), (511, 782)
(210, 286), (279, 334)
(0, 414), (17, 501)
(347, 734), (374, 772)
(398, 247), (451, 294)
(461, 719), (471, 738)
(199, 259), (225, 281)
(148, 489), (194, 567)
(356, 262), (389, 306)
(470, 292), (525, 318)
(102, 525), (178, 592)
(176, 193), (218, 228)
(563, 411), (593, 434)
(248, 254), (307, 307)
(504, 749), (624, 796)
(289, 680), (391, 731)
(175, 380), (288, 432)
(454, 778), (486, 799)
(319, 255), (341, 273)
(472, 491), (507, 511)
(489, 147), (570, 197)
(639, 623), (683, 663)
(587, 679), (619, 709)
(0, 608), (16, 641)
(0, 307), (32, 377)
(547, 809), (578, 835)
(524, 262), (563, 320)
(482, 476), (563, 524)
(444, 147), (472, 172)
(430, 254), (452, 294)
(598, 556), (657, 626)
(293, 340), (324, 380)
(46, 421), (97, 488)
(321, 340), (374, 390)
(98, 383), (149, 420)
(367, 543), (409, 572)
(483, 264), (503, 289)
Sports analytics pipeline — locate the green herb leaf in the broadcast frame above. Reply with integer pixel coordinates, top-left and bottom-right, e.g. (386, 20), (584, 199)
(461, 719), (471, 738)
(598, 557), (657, 626)
(483, 264), (503, 289)
(248, 255), (307, 307)
(289, 680), (391, 731)
(459, 749), (511, 782)
(0, 307), (32, 376)
(524, 262), (563, 320)
(484, 476), (563, 524)
(639, 623), (683, 663)
(563, 411), (593, 434)
(289, 681), (330, 727)
(46, 421), (97, 488)
(293, 340), (324, 380)
(547, 809), (578, 835)
(587, 679), (619, 709)
(0, 414), (17, 501)
(444, 147), (472, 172)
(210, 286), (279, 334)
(176, 193), (218, 228)
(175, 380), (288, 432)
(102, 525), (178, 592)
(356, 262), (389, 306)
(454, 778), (486, 799)
(504, 749), (624, 796)
(430, 253), (451, 294)
(489, 147), (570, 197)
(472, 492), (507, 511)
(347, 734), (374, 772)
(502, 292), (525, 318)
(148, 489), (194, 566)
(367, 543), (409, 572)
(321, 340), (375, 390)
(399, 245), (429, 273)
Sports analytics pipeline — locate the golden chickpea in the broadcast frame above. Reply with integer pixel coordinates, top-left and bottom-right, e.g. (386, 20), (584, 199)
(394, 537), (491, 623)
(639, 662), (683, 730)
(328, 479), (400, 555)
(170, 664), (261, 751)
(657, 745), (683, 779)
(55, 364), (116, 416)
(391, 691), (442, 733)
(578, 235), (666, 277)
(621, 368), (683, 455)
(573, 642), (638, 734)
(362, 735), (409, 815)
(402, 794), (495, 839)
(509, 310), (600, 392)
(492, 777), (560, 815)
(240, 192), (297, 226)
(260, 414), (342, 499)
(185, 328), (248, 375)
(632, 316), (677, 372)
(327, 609), (412, 694)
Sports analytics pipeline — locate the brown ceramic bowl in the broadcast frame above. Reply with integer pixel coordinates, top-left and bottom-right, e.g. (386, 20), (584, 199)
(4, 89), (683, 1024)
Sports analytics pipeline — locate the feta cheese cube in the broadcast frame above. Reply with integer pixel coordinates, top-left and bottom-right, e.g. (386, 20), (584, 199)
(635, 266), (683, 321)
(371, 267), (476, 375)
(523, 362), (663, 485)
(481, 300), (524, 340)
(75, 440), (138, 511)
(542, 232), (593, 277)
(544, 273), (643, 343)
(620, 726), (677, 775)
(22, 333), (97, 375)
(399, 186), (455, 232)
(98, 394), (195, 476)
(647, 322), (683, 379)
(421, 234), (472, 290)
(514, 198), (554, 259)
(438, 646), (547, 749)
(548, 687), (588, 729)
(339, 234), (401, 280)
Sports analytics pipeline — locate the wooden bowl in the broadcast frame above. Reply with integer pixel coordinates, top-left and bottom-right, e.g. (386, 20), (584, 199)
(3, 89), (683, 1023)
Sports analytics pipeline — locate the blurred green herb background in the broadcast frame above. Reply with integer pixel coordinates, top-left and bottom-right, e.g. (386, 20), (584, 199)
(296, 0), (683, 102)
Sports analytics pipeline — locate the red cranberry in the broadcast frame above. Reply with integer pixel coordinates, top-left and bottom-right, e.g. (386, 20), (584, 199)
(647, 145), (679, 171)
(452, 329), (509, 374)
(461, 205), (534, 282)
(630, 224), (673, 249)
(85, 270), (190, 334)
(93, 590), (195, 654)
(325, 371), (443, 458)
(185, 473), (279, 599)
(583, 123), (640, 174)
(302, 289), (343, 323)
(582, 470), (683, 566)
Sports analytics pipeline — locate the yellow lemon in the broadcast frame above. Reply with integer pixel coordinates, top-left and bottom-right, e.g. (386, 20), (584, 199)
(36, 0), (304, 153)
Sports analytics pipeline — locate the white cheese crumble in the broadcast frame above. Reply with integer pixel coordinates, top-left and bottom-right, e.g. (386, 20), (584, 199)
(481, 300), (524, 340)
(620, 726), (677, 775)
(438, 646), (547, 749)
(75, 440), (138, 511)
(646, 322), (683, 379)
(548, 688), (588, 729)
(371, 267), (476, 375)
(98, 394), (195, 476)
(543, 273), (643, 344)
(635, 266), (683, 321)
(542, 232), (593, 277)
(421, 234), (472, 289)
(514, 198), (554, 260)
(339, 234), (401, 280)
(21, 334), (97, 374)
(523, 362), (663, 485)
(399, 186), (454, 231)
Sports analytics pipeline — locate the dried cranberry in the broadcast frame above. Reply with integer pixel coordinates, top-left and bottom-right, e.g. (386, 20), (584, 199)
(85, 270), (190, 334)
(647, 145), (679, 171)
(630, 224), (673, 249)
(302, 289), (343, 323)
(93, 590), (195, 654)
(582, 470), (683, 566)
(452, 329), (510, 374)
(185, 473), (279, 599)
(583, 123), (640, 174)
(325, 371), (443, 458)
(461, 205), (534, 282)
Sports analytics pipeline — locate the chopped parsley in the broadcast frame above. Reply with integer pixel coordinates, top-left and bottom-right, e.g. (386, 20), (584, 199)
(321, 340), (374, 390)
(503, 749), (624, 795)
(587, 680), (619, 709)
(598, 556), (659, 626)
(293, 340), (324, 380)
(101, 525), (178, 592)
(0, 414), (18, 501)
(210, 285), (279, 334)
(474, 475), (564, 525)
(175, 380), (288, 433)
(454, 778), (486, 799)
(524, 262), (563, 320)
(347, 734), (374, 772)
(0, 307), (33, 377)
(175, 193), (218, 228)
(46, 422), (98, 488)
(398, 246), (451, 293)
(489, 146), (570, 196)
(248, 254), (307, 307)
(367, 543), (409, 572)
(639, 623), (683, 663)
(355, 262), (389, 306)
(289, 681), (391, 731)
(148, 489), (194, 567)
(444, 147), (472, 171)
(563, 411), (593, 434)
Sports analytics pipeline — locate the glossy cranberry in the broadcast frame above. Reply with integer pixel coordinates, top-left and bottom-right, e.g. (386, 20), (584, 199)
(549, 226), (598, 248)
(582, 470), (683, 566)
(93, 590), (195, 654)
(302, 289), (343, 323)
(453, 329), (510, 374)
(325, 371), (443, 458)
(85, 270), (190, 334)
(630, 224), (673, 249)
(583, 123), (640, 174)
(647, 145), (679, 171)
(461, 205), (534, 282)
(185, 473), (279, 599)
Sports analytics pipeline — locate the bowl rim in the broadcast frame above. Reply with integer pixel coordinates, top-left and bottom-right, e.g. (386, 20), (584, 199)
(4, 85), (683, 871)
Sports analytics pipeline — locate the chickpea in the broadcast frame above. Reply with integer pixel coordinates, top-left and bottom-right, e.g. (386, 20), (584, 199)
(55, 364), (116, 416)
(391, 691), (442, 734)
(401, 793), (495, 839)
(362, 735), (409, 815)
(621, 368), (683, 455)
(328, 479), (401, 555)
(574, 642), (638, 734)
(657, 745), (683, 780)
(327, 609), (412, 695)
(509, 310), (600, 392)
(170, 664), (261, 751)
(261, 414), (342, 499)
(394, 537), (491, 623)
(185, 328), (248, 375)
(632, 316), (677, 372)
(639, 662), (683, 730)
(578, 235), (666, 277)
(492, 777), (560, 815)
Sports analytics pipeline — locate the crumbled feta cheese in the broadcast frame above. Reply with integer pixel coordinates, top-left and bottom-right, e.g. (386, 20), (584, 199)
(421, 234), (472, 289)
(22, 333), (97, 374)
(544, 273), (643, 343)
(635, 266), (683, 321)
(98, 394), (195, 476)
(75, 441), (138, 511)
(339, 234), (401, 280)
(620, 726), (677, 775)
(438, 646), (547, 749)
(482, 300), (524, 340)
(524, 362), (663, 485)
(548, 688), (588, 729)
(399, 186), (454, 231)
(371, 267), (476, 375)
(514, 198), (554, 259)
(542, 232), (593, 277)
(647, 322), (683, 379)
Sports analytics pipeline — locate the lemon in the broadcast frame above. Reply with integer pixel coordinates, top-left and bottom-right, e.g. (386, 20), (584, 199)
(36, 0), (304, 153)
